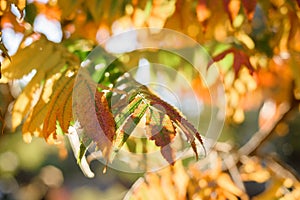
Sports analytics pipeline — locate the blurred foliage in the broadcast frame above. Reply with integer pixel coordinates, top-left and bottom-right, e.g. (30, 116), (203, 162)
(127, 155), (300, 200)
(0, 0), (300, 199)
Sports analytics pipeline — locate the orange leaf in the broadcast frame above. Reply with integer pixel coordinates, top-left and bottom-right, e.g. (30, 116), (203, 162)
(35, 2), (61, 21)
(43, 73), (75, 139)
(95, 89), (116, 152)
(196, 0), (210, 22)
(22, 66), (66, 141)
(73, 75), (115, 162)
(222, 0), (241, 24)
(146, 106), (176, 164)
(142, 88), (205, 159)
(196, 0), (210, 31)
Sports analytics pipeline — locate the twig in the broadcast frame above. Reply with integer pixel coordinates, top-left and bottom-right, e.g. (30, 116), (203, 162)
(223, 153), (246, 192)
(238, 102), (294, 156)
(221, 100), (298, 171)
(266, 155), (300, 182)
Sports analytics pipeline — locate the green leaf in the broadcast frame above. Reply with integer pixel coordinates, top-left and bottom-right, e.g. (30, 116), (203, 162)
(114, 102), (149, 150)
(114, 96), (143, 129)
(55, 120), (64, 136)
(78, 143), (88, 164)
(146, 106), (176, 164)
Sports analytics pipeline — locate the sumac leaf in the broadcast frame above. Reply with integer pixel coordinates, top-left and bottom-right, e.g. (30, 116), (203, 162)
(114, 102), (148, 150)
(146, 106), (176, 164)
(114, 96), (143, 129)
(43, 73), (75, 139)
(95, 89), (116, 156)
(73, 75), (115, 162)
(140, 87), (205, 159)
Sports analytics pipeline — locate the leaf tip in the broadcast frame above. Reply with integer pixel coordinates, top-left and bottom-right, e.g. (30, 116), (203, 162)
(23, 132), (32, 143)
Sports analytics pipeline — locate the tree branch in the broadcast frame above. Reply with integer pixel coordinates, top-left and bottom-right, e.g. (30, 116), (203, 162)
(238, 102), (294, 156)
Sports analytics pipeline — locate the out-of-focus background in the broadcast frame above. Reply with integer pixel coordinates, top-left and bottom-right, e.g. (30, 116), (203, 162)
(1, 0), (300, 199)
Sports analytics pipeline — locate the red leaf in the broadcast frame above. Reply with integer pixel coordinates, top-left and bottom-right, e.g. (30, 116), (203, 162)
(209, 49), (234, 65)
(210, 48), (254, 77)
(241, 0), (257, 21)
(141, 88), (205, 159)
(146, 106), (176, 164)
(95, 90), (116, 148)
(161, 145), (175, 165)
(74, 75), (115, 162)
(232, 49), (254, 76)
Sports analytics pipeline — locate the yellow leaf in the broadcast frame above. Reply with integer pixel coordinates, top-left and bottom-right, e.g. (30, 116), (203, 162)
(22, 64), (67, 139)
(11, 50), (64, 130)
(43, 72), (75, 140)
(2, 37), (53, 80)
(16, 0), (26, 11)
(12, 71), (45, 130)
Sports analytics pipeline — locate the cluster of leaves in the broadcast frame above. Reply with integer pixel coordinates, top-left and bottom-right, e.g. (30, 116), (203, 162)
(74, 68), (205, 170)
(0, 35), (79, 143)
(1, 0), (300, 123)
(127, 154), (300, 200)
(0, 35), (204, 170)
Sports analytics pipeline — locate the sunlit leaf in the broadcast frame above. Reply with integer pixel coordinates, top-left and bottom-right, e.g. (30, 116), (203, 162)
(210, 47), (255, 77)
(114, 95), (143, 129)
(141, 86), (205, 159)
(196, 0), (210, 23)
(42, 72), (75, 140)
(114, 101), (148, 150)
(222, 0), (241, 24)
(1, 36), (53, 80)
(145, 105), (176, 164)
(22, 69), (67, 141)
(73, 75), (115, 162)
(11, 51), (65, 130)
